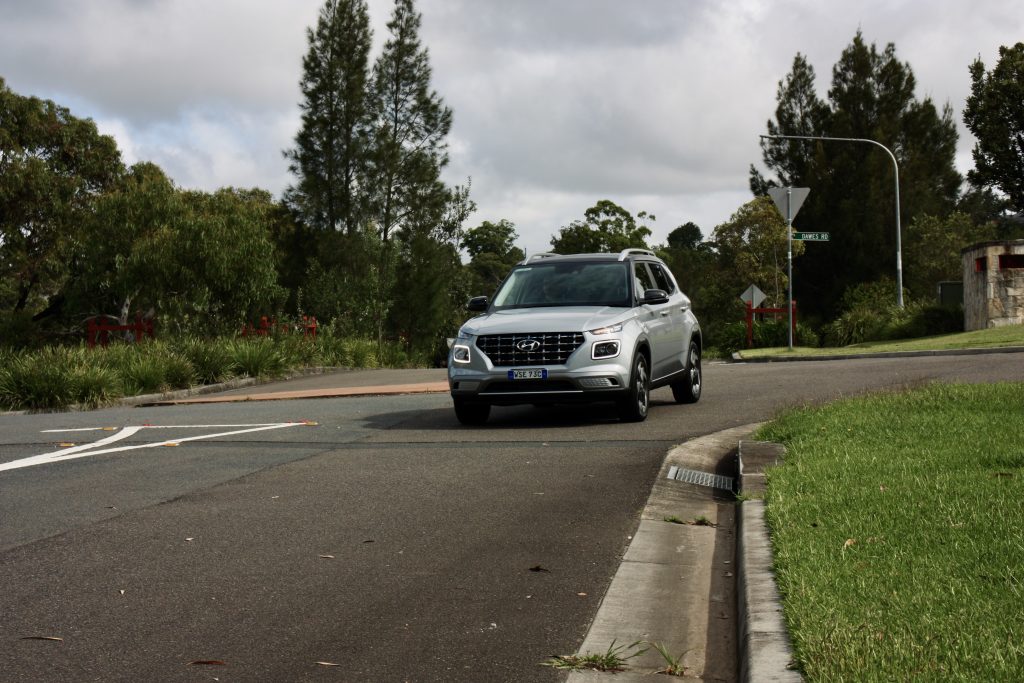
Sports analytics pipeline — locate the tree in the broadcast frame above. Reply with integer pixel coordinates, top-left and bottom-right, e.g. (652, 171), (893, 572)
(367, 0), (453, 343)
(711, 196), (803, 308)
(750, 54), (830, 195)
(963, 43), (1024, 214)
(550, 200), (653, 253)
(752, 32), (962, 319)
(903, 212), (995, 300)
(0, 77), (123, 318)
(284, 0), (373, 236)
(462, 219), (524, 295)
(657, 222), (712, 298)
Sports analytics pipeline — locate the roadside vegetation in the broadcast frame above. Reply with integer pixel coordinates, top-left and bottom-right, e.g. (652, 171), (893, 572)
(0, 335), (427, 412)
(757, 383), (1024, 681)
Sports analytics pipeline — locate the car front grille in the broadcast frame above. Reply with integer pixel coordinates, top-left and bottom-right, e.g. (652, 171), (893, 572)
(476, 332), (585, 367)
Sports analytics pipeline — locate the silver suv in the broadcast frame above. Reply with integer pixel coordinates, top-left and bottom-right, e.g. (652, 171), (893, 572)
(448, 249), (702, 424)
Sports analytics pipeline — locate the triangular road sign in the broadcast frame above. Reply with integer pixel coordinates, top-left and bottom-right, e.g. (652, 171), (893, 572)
(767, 187), (810, 222)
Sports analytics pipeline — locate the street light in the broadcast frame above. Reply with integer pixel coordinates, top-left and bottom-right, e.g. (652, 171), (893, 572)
(760, 134), (904, 308)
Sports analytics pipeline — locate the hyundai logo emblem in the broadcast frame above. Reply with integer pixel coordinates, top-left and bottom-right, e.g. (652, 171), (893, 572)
(515, 338), (542, 352)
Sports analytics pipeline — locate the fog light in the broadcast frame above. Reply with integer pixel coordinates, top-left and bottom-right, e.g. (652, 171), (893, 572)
(580, 377), (615, 388)
(592, 340), (620, 360)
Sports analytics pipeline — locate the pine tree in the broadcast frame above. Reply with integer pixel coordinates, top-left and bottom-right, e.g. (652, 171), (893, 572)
(367, 0), (453, 344)
(284, 0), (372, 236)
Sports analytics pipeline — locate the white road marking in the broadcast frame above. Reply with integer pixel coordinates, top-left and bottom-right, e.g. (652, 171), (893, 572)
(0, 423), (305, 474)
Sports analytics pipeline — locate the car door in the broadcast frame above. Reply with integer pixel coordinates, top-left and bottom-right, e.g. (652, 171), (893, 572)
(633, 262), (675, 381)
(648, 262), (689, 379)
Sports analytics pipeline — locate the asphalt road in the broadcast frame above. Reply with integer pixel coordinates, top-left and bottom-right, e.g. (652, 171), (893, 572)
(1, 354), (1022, 682)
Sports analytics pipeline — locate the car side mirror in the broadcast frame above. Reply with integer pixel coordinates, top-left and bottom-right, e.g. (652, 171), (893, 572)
(467, 296), (490, 312)
(641, 289), (669, 305)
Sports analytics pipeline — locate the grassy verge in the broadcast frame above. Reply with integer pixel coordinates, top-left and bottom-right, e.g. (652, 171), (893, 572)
(735, 324), (1024, 359)
(757, 383), (1024, 681)
(0, 336), (432, 412)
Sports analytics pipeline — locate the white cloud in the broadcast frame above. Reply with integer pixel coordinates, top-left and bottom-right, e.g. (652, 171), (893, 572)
(1, 0), (1020, 254)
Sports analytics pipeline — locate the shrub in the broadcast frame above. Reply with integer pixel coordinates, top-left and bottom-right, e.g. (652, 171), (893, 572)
(121, 354), (170, 395)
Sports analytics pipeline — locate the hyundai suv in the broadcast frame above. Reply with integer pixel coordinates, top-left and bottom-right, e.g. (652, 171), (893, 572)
(448, 249), (702, 425)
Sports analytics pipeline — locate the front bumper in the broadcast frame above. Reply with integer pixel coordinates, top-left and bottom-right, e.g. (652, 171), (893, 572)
(448, 357), (631, 406)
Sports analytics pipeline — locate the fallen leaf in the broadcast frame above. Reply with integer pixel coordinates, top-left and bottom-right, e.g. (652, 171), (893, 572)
(362, 539), (374, 544)
(576, 592), (587, 596)
(59, 442), (75, 447)
(102, 427), (117, 431)
(163, 442), (180, 447)
(185, 537), (195, 542)
(105, 505), (118, 510)
(319, 555), (335, 559)
(315, 661), (341, 667)
(303, 421), (319, 426)
(119, 589), (126, 595)
(20, 636), (63, 642)
(188, 660), (226, 666)
(879, 485), (888, 492)
(843, 538), (856, 551)
(271, 496), (280, 500)
(528, 565), (550, 573)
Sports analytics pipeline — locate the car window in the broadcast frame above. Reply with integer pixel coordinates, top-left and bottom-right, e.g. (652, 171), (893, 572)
(492, 262), (630, 309)
(633, 263), (657, 299)
(648, 263), (676, 294)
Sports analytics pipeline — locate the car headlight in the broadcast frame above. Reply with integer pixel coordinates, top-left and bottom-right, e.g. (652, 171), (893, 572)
(588, 323), (623, 335)
(452, 344), (472, 364)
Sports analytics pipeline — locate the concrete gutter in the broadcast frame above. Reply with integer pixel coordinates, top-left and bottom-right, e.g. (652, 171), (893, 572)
(732, 345), (1024, 363)
(566, 425), (757, 682)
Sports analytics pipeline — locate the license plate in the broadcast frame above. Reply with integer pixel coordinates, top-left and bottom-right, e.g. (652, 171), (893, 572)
(508, 368), (547, 380)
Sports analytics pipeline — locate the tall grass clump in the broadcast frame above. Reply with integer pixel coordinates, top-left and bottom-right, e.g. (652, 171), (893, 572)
(177, 336), (236, 384)
(0, 349), (75, 410)
(228, 338), (287, 378)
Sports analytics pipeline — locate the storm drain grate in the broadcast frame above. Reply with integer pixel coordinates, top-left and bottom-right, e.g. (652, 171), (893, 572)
(666, 466), (734, 491)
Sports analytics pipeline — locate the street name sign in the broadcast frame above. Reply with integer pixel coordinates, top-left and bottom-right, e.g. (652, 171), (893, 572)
(791, 232), (830, 241)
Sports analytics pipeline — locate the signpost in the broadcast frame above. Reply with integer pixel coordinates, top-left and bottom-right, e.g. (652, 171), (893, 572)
(767, 187), (810, 351)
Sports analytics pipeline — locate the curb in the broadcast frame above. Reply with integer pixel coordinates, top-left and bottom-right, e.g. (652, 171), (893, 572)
(736, 440), (802, 682)
(731, 345), (1024, 363)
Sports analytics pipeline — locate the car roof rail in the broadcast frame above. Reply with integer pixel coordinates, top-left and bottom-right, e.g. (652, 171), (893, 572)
(618, 248), (656, 261)
(522, 252), (560, 264)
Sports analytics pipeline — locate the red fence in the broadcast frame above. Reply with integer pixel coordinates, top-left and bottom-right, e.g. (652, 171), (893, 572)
(744, 300), (797, 349)
(86, 315), (155, 348)
(241, 316), (318, 339)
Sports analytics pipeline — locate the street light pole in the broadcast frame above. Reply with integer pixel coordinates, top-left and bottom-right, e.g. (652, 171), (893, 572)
(760, 134), (904, 308)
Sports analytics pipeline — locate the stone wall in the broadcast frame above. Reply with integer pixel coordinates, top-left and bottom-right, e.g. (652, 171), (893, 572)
(962, 240), (1024, 331)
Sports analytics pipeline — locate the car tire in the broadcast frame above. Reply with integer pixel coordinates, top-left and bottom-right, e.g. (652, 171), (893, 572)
(453, 399), (490, 425)
(618, 352), (650, 422)
(671, 341), (701, 404)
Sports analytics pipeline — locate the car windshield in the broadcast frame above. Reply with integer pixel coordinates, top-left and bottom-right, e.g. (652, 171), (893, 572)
(492, 261), (631, 309)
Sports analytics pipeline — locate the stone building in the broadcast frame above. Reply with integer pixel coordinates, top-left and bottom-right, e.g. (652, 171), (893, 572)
(962, 239), (1024, 330)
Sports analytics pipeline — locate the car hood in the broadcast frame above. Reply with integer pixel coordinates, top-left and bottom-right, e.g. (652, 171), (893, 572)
(459, 307), (629, 336)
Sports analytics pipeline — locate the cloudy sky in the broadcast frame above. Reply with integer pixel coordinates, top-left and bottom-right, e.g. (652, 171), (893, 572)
(1, 0), (1020, 255)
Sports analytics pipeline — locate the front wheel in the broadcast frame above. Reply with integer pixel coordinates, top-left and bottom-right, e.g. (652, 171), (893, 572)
(618, 353), (650, 422)
(671, 341), (702, 404)
(453, 399), (490, 425)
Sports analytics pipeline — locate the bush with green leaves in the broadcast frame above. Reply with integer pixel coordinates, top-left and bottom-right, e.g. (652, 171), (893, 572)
(228, 339), (287, 378)
(178, 337), (237, 384)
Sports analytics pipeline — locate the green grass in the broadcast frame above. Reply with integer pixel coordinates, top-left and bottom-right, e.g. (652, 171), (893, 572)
(540, 640), (647, 672)
(757, 383), (1024, 681)
(736, 324), (1024, 359)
